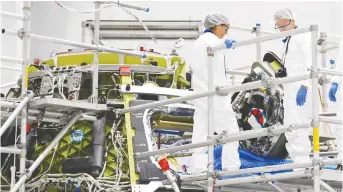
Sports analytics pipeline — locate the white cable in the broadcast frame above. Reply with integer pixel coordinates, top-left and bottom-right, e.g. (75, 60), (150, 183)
(1, 136), (20, 172)
(99, 161), (107, 178)
(1, 175), (10, 185)
(54, 1), (116, 13)
(55, 1), (184, 54)
(0, 110), (10, 119)
(118, 6), (184, 51)
(27, 144), (59, 184)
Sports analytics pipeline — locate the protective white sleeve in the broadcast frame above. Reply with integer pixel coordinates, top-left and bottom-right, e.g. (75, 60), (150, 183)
(209, 39), (227, 52)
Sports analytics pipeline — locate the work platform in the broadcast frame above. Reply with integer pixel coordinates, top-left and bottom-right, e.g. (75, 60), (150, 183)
(178, 169), (342, 192)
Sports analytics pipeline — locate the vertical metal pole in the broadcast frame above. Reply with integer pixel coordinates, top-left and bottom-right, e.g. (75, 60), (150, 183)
(206, 47), (214, 191)
(255, 23), (262, 63)
(320, 32), (328, 112)
(81, 22), (86, 43)
(311, 25), (320, 192)
(10, 166), (16, 189)
(92, 1), (100, 101)
(19, 2), (30, 192)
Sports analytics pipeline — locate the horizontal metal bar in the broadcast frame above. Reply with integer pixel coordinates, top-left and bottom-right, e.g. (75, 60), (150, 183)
(135, 122), (311, 159)
(2, 29), (145, 58)
(1, 101), (65, 118)
(86, 20), (201, 30)
(233, 27), (311, 49)
(117, 74), (310, 114)
(326, 33), (343, 38)
(319, 112), (337, 117)
(1, 56), (24, 63)
(319, 116), (342, 125)
(182, 142), (341, 183)
(0, 146), (22, 154)
(260, 29), (275, 34)
(0, 66), (22, 71)
(88, 20), (274, 35)
(321, 158), (342, 165)
(120, 85), (193, 97)
(210, 27), (311, 52)
(1, 112), (96, 124)
(29, 110), (65, 118)
(99, 30), (198, 39)
(27, 115), (61, 124)
(230, 24), (254, 33)
(0, 11), (25, 20)
(226, 69), (250, 76)
(319, 46), (340, 53)
(214, 170), (311, 186)
(310, 151), (338, 157)
(0, 82), (17, 89)
(2, 104), (96, 123)
(320, 169), (343, 182)
(318, 67), (343, 76)
(100, 1), (149, 12)
(229, 24), (274, 34)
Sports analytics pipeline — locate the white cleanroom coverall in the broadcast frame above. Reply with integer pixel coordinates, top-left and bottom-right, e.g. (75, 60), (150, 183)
(327, 40), (343, 159)
(190, 32), (241, 173)
(282, 33), (315, 164)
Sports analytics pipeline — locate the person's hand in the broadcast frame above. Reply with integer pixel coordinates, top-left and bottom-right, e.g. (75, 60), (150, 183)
(296, 86), (308, 106)
(225, 40), (236, 49)
(329, 82), (338, 102)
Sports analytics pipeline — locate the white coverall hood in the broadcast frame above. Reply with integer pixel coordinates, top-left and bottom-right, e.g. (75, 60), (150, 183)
(189, 32), (241, 173)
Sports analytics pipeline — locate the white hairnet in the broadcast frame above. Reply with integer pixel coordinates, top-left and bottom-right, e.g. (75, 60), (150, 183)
(204, 14), (230, 29)
(274, 8), (296, 22)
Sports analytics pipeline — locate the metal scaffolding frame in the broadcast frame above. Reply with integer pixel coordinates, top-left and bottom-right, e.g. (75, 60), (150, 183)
(110, 25), (343, 191)
(1, 2), (342, 192)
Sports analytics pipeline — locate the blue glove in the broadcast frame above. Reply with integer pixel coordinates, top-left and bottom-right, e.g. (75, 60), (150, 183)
(225, 40), (236, 49)
(329, 82), (338, 102)
(296, 86), (308, 106)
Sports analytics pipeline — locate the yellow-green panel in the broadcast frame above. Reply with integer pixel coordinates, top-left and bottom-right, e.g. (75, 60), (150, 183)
(99, 52), (120, 64)
(27, 65), (39, 73)
(40, 52), (187, 71)
(32, 121), (123, 178)
(57, 53), (94, 66)
(41, 59), (55, 66)
(124, 55), (142, 64)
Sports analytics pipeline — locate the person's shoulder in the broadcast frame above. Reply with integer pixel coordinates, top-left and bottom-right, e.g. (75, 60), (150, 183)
(195, 33), (217, 45)
(293, 32), (311, 42)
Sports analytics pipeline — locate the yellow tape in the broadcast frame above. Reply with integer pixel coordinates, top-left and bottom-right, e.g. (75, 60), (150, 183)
(25, 66), (29, 88)
(270, 60), (281, 71)
(313, 127), (320, 152)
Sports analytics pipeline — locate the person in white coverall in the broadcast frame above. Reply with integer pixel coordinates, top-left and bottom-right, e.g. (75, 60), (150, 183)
(190, 13), (241, 173)
(274, 9), (314, 164)
(327, 40), (342, 161)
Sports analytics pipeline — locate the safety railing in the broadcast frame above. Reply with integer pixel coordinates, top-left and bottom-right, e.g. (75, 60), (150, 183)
(111, 25), (342, 192)
(1, 2), (342, 192)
